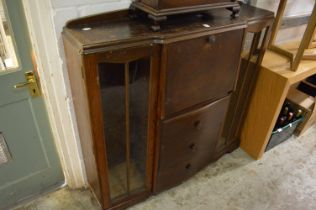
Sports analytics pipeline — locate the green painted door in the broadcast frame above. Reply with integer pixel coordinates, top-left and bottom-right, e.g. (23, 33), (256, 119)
(0, 0), (64, 208)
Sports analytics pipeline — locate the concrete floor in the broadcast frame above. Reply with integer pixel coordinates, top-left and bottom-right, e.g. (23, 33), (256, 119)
(13, 125), (316, 210)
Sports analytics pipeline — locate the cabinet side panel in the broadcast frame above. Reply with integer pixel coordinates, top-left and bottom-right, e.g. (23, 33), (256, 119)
(63, 36), (102, 203)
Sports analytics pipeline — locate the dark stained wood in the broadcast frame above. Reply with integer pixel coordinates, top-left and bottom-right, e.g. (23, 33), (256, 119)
(83, 54), (111, 209)
(222, 12), (274, 153)
(145, 45), (160, 191)
(124, 62), (131, 193)
(155, 96), (230, 192)
(163, 29), (244, 117)
(152, 45), (167, 193)
(63, 36), (103, 205)
(63, 5), (268, 53)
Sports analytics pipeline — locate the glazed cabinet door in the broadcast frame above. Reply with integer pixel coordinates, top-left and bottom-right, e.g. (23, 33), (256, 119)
(83, 46), (159, 209)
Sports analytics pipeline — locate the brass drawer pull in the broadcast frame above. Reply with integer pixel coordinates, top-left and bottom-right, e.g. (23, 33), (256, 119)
(194, 120), (201, 129)
(189, 143), (197, 151)
(185, 163), (191, 170)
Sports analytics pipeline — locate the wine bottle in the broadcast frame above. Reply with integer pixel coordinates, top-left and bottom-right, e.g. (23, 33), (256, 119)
(275, 116), (287, 130)
(296, 109), (303, 119)
(287, 112), (294, 122)
(283, 106), (289, 116)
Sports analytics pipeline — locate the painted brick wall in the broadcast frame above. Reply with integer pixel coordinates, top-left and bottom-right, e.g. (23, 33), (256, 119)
(251, 0), (314, 43)
(252, 0), (314, 16)
(51, 0), (131, 46)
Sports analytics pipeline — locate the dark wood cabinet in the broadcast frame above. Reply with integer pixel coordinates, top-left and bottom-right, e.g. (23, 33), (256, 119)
(63, 4), (274, 210)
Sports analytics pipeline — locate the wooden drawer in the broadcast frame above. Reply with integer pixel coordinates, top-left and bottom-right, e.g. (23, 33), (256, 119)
(155, 96), (230, 192)
(139, 0), (237, 9)
(164, 29), (243, 116)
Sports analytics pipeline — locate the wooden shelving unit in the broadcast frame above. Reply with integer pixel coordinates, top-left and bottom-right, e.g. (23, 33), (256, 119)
(240, 41), (316, 159)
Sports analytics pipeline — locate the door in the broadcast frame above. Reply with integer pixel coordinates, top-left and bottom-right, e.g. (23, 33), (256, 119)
(0, 0), (63, 208)
(83, 45), (159, 208)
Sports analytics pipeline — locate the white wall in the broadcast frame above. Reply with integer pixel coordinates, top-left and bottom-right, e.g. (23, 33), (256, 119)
(253, 0), (314, 17)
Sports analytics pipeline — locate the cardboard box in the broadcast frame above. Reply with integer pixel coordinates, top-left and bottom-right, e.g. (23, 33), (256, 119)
(287, 87), (316, 135)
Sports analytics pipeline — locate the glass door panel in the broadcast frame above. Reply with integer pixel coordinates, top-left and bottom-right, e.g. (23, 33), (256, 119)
(99, 63), (127, 200)
(98, 57), (150, 201)
(129, 58), (150, 192)
(0, 0), (19, 72)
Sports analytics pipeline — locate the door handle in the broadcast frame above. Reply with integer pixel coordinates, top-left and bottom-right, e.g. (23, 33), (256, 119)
(14, 71), (41, 97)
(14, 80), (34, 88)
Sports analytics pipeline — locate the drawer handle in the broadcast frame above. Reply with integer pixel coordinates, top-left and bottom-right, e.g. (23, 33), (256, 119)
(194, 120), (201, 130)
(189, 143), (197, 151)
(208, 35), (216, 44)
(185, 164), (191, 170)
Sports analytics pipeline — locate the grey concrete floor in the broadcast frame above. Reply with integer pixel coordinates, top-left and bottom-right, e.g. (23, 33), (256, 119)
(13, 125), (316, 210)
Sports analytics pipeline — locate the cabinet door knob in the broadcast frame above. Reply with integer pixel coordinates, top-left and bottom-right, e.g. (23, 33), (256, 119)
(185, 163), (192, 170)
(194, 120), (202, 130)
(208, 35), (216, 44)
(189, 143), (197, 151)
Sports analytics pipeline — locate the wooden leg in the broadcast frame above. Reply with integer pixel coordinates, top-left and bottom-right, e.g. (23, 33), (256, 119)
(148, 14), (167, 32)
(228, 6), (240, 18)
(151, 21), (161, 32)
(302, 54), (316, 60)
(129, 5), (138, 19)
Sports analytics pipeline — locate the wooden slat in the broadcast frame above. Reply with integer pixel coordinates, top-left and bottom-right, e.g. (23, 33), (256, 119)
(269, 45), (294, 61)
(292, 3), (316, 71)
(308, 29), (316, 49)
(268, 0), (316, 71)
(225, 32), (261, 140)
(124, 62), (131, 194)
(268, 0), (287, 47)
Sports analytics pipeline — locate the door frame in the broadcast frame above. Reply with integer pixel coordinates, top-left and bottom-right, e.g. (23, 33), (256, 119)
(21, 0), (86, 188)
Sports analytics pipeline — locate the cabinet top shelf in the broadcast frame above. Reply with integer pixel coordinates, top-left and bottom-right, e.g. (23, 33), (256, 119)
(62, 4), (273, 54)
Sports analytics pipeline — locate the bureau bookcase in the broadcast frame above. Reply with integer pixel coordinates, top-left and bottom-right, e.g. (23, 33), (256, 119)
(63, 4), (273, 210)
